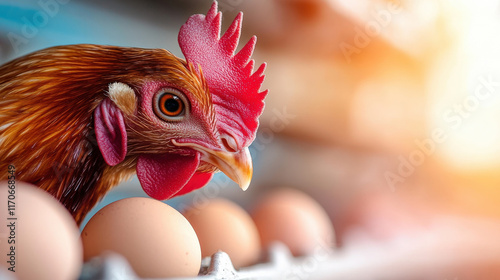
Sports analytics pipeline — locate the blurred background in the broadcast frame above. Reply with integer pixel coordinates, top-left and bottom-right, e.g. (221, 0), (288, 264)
(2, 0), (500, 278)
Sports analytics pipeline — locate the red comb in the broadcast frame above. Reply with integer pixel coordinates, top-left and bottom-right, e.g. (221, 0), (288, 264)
(178, 1), (267, 148)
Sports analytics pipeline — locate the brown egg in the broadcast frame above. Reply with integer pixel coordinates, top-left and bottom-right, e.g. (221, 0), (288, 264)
(0, 181), (83, 280)
(81, 197), (201, 278)
(251, 188), (335, 256)
(183, 198), (261, 268)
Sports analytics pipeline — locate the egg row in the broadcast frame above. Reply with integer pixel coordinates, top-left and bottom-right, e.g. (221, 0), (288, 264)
(0, 182), (335, 279)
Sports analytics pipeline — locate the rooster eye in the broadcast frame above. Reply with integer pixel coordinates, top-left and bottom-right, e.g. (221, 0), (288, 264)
(160, 94), (183, 115)
(153, 88), (188, 122)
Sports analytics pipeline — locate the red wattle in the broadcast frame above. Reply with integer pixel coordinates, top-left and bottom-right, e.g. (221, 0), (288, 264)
(136, 153), (200, 200)
(175, 171), (213, 196)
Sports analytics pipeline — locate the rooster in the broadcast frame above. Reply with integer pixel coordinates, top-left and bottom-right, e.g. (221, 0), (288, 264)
(0, 1), (267, 224)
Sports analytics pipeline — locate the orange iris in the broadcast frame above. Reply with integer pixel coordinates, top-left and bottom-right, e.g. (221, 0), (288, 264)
(159, 93), (184, 116)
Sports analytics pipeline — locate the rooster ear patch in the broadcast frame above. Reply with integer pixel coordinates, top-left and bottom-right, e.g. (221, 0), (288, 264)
(107, 82), (137, 115)
(94, 98), (127, 166)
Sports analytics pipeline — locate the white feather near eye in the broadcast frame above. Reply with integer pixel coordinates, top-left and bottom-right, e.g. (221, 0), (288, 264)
(108, 82), (137, 115)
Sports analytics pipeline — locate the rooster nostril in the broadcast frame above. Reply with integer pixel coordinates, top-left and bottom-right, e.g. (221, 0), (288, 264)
(221, 136), (238, 153)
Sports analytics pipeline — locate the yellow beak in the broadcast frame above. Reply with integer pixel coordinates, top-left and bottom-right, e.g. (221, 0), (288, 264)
(171, 140), (253, 191)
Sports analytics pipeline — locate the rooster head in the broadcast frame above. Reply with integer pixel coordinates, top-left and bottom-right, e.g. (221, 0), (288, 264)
(94, 1), (267, 200)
